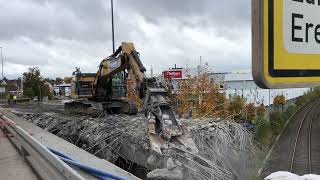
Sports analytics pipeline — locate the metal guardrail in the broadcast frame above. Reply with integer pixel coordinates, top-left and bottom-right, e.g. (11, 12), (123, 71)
(0, 112), (86, 180)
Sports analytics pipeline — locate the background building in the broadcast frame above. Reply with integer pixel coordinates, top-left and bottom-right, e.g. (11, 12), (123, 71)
(0, 78), (23, 99)
(210, 72), (309, 105)
(160, 66), (309, 106)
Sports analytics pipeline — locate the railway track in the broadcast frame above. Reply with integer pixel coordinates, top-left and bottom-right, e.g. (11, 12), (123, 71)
(289, 100), (320, 174)
(261, 100), (320, 177)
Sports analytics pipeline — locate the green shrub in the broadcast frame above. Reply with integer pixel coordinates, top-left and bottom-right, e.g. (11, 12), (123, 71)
(283, 104), (297, 120)
(270, 110), (286, 136)
(254, 116), (273, 145)
(24, 87), (34, 99)
(270, 104), (297, 137)
(295, 87), (320, 108)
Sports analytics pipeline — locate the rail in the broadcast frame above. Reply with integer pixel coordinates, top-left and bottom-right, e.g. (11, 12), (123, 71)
(289, 102), (315, 172)
(289, 100), (320, 174)
(0, 112), (86, 180)
(258, 98), (320, 177)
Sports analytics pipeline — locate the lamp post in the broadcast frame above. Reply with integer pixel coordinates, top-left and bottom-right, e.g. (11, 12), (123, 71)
(0, 47), (3, 80)
(111, 0), (115, 53)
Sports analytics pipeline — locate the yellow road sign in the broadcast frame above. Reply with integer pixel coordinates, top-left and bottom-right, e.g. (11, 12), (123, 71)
(252, 0), (320, 89)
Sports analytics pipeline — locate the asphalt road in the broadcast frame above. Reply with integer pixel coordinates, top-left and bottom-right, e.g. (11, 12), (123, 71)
(0, 100), (65, 114)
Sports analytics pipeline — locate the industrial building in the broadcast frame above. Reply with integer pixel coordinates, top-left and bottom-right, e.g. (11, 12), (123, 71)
(209, 72), (309, 105)
(160, 67), (309, 106)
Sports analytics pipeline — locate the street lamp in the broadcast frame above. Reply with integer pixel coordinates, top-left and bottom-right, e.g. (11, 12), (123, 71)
(0, 47), (3, 80)
(111, 0), (115, 53)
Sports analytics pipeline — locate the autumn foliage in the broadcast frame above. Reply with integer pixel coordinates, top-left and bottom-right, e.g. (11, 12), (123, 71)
(256, 103), (266, 117)
(245, 103), (256, 122)
(228, 95), (246, 121)
(273, 94), (286, 111)
(176, 66), (228, 119)
(173, 66), (266, 121)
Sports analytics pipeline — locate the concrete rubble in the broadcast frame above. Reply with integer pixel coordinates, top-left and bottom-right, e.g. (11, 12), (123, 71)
(17, 112), (255, 180)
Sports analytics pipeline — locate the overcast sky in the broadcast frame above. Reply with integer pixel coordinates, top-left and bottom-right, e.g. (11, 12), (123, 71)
(1, 0), (251, 79)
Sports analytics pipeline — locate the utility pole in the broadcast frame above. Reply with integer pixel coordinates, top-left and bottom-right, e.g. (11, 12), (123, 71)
(269, 89), (271, 119)
(39, 85), (42, 102)
(0, 47), (3, 80)
(111, 0), (115, 53)
(150, 67), (153, 77)
(21, 77), (23, 96)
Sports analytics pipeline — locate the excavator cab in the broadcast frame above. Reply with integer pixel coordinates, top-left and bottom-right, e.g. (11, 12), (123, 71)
(89, 42), (146, 114)
(111, 74), (127, 99)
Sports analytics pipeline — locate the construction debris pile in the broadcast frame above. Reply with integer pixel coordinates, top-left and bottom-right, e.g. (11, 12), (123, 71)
(186, 119), (255, 180)
(18, 113), (255, 180)
(20, 113), (149, 163)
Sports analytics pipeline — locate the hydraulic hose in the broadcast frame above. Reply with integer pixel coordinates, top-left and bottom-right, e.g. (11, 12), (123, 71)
(48, 147), (73, 160)
(48, 148), (112, 180)
(47, 147), (127, 180)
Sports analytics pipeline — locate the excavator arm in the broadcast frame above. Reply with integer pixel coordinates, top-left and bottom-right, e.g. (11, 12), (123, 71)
(84, 42), (198, 154)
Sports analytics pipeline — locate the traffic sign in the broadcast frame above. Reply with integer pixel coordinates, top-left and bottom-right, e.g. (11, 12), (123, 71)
(252, 0), (320, 89)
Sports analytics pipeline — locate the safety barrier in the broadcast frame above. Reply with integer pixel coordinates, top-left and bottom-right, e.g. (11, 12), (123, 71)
(0, 112), (85, 180)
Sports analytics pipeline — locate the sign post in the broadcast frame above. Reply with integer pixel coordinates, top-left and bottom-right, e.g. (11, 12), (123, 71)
(252, 0), (320, 89)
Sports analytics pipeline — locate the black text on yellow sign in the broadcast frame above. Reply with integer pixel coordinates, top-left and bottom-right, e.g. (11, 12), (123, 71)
(252, 0), (320, 89)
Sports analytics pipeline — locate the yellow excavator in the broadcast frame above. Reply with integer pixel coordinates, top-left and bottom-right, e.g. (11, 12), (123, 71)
(65, 42), (144, 115)
(65, 42), (198, 154)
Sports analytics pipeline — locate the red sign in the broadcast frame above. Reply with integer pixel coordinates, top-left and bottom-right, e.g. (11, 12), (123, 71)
(163, 70), (183, 79)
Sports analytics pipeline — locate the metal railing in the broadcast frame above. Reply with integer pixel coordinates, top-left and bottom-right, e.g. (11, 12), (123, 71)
(0, 111), (85, 180)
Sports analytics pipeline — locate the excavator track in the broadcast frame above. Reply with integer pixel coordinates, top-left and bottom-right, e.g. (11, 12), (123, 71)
(64, 100), (102, 116)
(65, 100), (138, 116)
(102, 101), (138, 115)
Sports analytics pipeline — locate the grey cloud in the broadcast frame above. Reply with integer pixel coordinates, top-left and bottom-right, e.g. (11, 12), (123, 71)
(1, 0), (250, 43)
(118, 0), (251, 27)
(0, 0), (115, 43)
(0, 0), (252, 78)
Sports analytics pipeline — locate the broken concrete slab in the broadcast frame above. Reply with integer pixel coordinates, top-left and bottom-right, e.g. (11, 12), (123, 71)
(0, 108), (140, 180)
(147, 167), (183, 180)
(12, 110), (256, 180)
